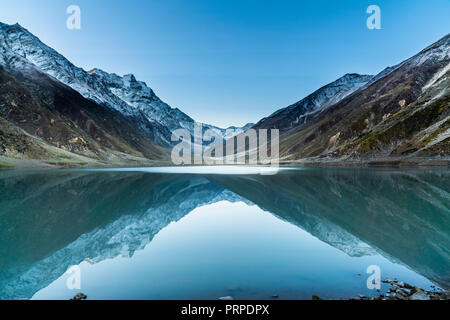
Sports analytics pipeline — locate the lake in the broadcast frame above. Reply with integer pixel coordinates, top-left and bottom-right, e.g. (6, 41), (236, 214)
(0, 166), (448, 300)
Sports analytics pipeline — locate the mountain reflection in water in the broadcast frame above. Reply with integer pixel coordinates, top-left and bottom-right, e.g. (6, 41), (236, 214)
(0, 167), (448, 299)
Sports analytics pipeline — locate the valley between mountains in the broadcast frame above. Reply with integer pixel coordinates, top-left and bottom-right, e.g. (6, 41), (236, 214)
(0, 22), (448, 168)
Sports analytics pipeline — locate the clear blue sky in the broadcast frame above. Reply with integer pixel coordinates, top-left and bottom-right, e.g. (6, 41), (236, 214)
(1, 0), (449, 127)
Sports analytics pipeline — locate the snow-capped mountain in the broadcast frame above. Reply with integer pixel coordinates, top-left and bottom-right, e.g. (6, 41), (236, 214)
(87, 68), (253, 145)
(1, 21), (448, 164)
(275, 33), (450, 161)
(252, 73), (373, 134)
(0, 22), (250, 147)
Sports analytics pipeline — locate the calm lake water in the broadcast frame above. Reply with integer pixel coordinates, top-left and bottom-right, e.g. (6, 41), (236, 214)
(0, 166), (448, 300)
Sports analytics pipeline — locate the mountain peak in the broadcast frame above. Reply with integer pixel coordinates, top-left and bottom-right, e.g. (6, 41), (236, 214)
(0, 21), (31, 35)
(88, 67), (117, 78)
(424, 33), (450, 50)
(0, 21), (18, 28)
(342, 72), (363, 77)
(123, 73), (136, 83)
(88, 68), (100, 74)
(253, 73), (374, 132)
(333, 73), (373, 85)
(408, 33), (450, 66)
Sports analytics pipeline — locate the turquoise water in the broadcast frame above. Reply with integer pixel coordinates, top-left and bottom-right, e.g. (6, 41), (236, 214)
(0, 167), (448, 300)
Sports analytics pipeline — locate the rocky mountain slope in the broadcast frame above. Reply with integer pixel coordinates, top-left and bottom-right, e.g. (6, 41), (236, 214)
(0, 46), (168, 166)
(259, 33), (450, 163)
(252, 73), (373, 134)
(0, 22), (250, 149)
(1, 21), (448, 166)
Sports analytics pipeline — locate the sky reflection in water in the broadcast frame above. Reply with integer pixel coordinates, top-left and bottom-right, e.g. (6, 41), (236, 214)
(0, 167), (447, 299)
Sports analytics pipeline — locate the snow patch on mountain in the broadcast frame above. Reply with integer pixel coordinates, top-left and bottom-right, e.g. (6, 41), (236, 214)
(284, 73), (372, 114)
(254, 73), (373, 132)
(410, 33), (450, 66)
(423, 61), (450, 92)
(0, 22), (249, 147)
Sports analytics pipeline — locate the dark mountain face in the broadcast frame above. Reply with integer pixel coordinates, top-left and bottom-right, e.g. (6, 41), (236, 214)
(0, 65), (168, 166)
(274, 34), (450, 162)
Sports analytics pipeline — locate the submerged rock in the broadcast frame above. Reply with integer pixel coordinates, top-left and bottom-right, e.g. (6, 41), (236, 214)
(349, 297), (361, 300)
(400, 288), (412, 295)
(71, 293), (87, 300)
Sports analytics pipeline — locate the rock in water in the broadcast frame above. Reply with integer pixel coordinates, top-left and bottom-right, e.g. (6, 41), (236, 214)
(71, 293), (87, 300)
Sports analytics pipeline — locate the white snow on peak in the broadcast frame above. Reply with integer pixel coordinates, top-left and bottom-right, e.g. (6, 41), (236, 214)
(409, 33), (450, 66)
(258, 73), (373, 130)
(0, 22), (249, 146)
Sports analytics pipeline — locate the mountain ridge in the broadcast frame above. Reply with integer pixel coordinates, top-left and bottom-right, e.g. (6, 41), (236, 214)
(242, 33), (450, 164)
(0, 23), (171, 166)
(0, 22), (250, 148)
(252, 73), (374, 134)
(0, 21), (448, 166)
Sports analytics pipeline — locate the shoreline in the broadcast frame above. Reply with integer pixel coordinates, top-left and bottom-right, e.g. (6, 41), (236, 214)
(1, 158), (449, 170)
(67, 281), (448, 301)
(348, 279), (449, 301)
(1, 149), (449, 171)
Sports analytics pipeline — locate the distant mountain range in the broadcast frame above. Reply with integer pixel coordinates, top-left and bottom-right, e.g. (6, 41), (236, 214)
(0, 22), (251, 167)
(0, 21), (448, 167)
